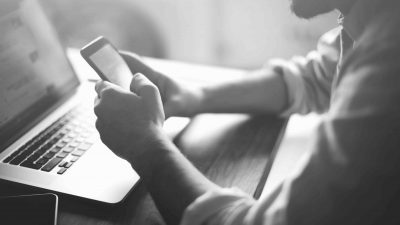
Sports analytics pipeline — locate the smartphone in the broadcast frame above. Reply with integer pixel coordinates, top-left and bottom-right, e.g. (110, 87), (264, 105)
(0, 193), (58, 225)
(80, 36), (133, 90)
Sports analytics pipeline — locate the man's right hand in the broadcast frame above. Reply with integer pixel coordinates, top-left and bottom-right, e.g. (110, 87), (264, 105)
(120, 51), (203, 118)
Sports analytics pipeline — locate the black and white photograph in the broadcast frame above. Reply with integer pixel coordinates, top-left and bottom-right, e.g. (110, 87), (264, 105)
(0, 0), (399, 224)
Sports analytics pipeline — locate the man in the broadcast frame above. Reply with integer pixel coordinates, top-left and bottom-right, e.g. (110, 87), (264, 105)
(94, 0), (400, 224)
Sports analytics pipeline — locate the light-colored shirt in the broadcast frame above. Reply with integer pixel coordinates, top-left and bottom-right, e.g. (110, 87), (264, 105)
(181, 0), (400, 224)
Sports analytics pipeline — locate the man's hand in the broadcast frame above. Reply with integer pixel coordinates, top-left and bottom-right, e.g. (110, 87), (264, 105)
(94, 74), (165, 167)
(120, 51), (204, 118)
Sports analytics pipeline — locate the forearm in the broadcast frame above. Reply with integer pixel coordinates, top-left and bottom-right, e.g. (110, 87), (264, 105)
(131, 129), (219, 225)
(196, 69), (288, 115)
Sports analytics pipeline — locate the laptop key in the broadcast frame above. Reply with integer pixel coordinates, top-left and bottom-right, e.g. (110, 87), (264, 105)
(41, 157), (63, 172)
(35, 147), (47, 155)
(50, 146), (62, 154)
(9, 148), (24, 158)
(71, 150), (85, 157)
(69, 141), (80, 148)
(36, 157), (50, 166)
(20, 161), (42, 170)
(48, 137), (59, 146)
(57, 152), (69, 158)
(43, 152), (56, 159)
(56, 142), (67, 148)
(78, 142), (93, 151)
(3, 156), (14, 163)
(59, 161), (67, 167)
(62, 146), (75, 153)
(68, 132), (78, 139)
(57, 167), (68, 175)
(70, 156), (79, 162)
(62, 137), (74, 143)
(4, 105), (94, 173)
(33, 137), (47, 148)
(24, 145), (37, 155)
(29, 153), (43, 162)
(41, 143), (53, 152)
(26, 154), (41, 163)
(10, 152), (31, 165)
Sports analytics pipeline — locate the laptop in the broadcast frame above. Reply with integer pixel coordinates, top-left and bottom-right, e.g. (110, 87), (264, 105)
(0, 0), (139, 203)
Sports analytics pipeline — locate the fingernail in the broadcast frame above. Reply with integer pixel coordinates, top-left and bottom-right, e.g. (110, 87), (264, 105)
(133, 73), (143, 81)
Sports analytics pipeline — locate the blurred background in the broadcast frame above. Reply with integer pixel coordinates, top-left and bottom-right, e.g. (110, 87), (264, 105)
(0, 0), (337, 69)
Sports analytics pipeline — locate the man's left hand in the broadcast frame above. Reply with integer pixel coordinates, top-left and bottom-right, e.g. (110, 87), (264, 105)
(94, 73), (165, 166)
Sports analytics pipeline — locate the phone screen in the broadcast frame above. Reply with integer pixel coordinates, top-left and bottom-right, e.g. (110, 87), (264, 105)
(0, 193), (58, 225)
(88, 43), (132, 90)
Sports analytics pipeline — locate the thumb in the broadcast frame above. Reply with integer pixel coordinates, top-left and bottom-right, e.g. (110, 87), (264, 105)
(95, 81), (115, 97)
(130, 73), (158, 97)
(120, 51), (159, 83)
(130, 73), (164, 116)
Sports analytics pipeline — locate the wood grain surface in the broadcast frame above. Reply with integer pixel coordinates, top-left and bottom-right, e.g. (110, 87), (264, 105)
(0, 114), (286, 225)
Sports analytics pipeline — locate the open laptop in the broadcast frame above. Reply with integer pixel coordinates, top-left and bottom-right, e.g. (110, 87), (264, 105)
(0, 0), (139, 203)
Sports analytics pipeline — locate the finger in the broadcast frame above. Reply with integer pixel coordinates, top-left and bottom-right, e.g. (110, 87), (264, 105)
(119, 51), (143, 62)
(95, 119), (108, 143)
(96, 80), (128, 99)
(163, 104), (173, 119)
(94, 96), (100, 106)
(93, 99), (104, 118)
(95, 119), (103, 133)
(95, 81), (111, 97)
(130, 73), (158, 97)
(93, 89), (122, 118)
(130, 73), (164, 114)
(95, 119), (119, 153)
(94, 81), (102, 94)
(120, 51), (162, 85)
(119, 51), (146, 74)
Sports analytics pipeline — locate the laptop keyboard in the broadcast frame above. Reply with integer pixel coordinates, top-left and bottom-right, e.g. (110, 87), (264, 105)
(2, 105), (95, 175)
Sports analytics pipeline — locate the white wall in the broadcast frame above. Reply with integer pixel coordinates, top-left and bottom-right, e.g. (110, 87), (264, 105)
(215, 0), (338, 68)
(0, 0), (338, 69)
(132, 0), (338, 68)
(129, 0), (218, 64)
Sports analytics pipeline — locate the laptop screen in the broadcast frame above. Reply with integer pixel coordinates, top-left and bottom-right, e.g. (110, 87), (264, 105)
(0, 5), (79, 151)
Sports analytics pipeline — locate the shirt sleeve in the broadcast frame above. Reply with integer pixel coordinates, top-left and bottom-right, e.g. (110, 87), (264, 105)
(180, 12), (400, 225)
(269, 27), (342, 116)
(180, 188), (255, 225)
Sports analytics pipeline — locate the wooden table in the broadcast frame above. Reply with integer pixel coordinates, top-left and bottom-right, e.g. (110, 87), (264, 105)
(0, 53), (287, 224)
(0, 113), (286, 225)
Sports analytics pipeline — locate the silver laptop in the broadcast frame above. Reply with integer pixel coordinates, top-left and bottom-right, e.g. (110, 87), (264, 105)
(0, 0), (139, 203)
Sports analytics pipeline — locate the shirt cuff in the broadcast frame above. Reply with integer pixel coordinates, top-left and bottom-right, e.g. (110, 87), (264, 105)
(180, 187), (254, 225)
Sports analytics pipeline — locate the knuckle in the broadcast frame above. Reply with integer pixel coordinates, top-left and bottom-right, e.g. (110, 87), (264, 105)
(100, 87), (116, 100)
(98, 132), (107, 145)
(95, 119), (102, 131)
(93, 102), (102, 118)
(93, 103), (109, 120)
(141, 83), (158, 93)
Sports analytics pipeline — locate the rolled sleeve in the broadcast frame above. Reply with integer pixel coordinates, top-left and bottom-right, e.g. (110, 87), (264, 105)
(181, 29), (400, 225)
(268, 27), (341, 116)
(181, 188), (255, 225)
(180, 27), (343, 225)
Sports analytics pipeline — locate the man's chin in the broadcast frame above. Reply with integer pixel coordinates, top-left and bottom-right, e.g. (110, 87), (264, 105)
(290, 0), (333, 19)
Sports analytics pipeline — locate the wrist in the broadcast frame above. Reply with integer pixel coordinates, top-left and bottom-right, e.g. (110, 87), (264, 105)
(188, 86), (206, 116)
(171, 85), (205, 117)
(129, 127), (177, 180)
(195, 85), (214, 114)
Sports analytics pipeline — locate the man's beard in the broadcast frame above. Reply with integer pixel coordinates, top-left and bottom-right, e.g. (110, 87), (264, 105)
(290, 0), (334, 19)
